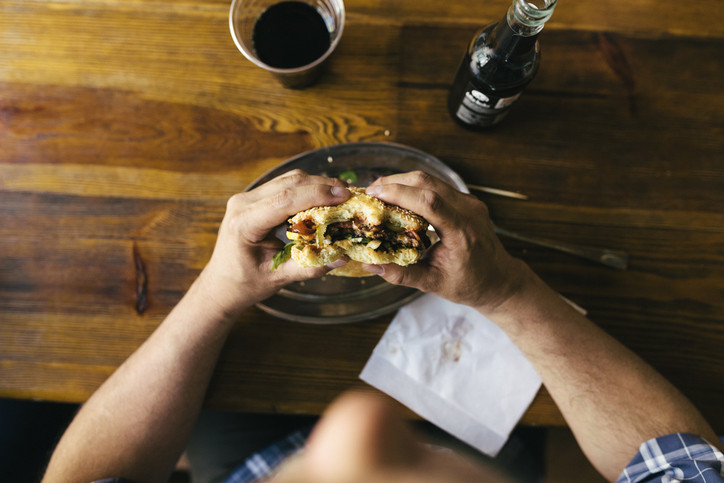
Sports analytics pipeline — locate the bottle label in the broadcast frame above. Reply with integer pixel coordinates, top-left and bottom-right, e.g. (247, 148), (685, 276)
(494, 93), (521, 109)
(454, 83), (521, 127)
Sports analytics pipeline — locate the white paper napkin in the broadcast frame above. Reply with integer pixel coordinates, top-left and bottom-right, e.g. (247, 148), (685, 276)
(359, 293), (542, 456)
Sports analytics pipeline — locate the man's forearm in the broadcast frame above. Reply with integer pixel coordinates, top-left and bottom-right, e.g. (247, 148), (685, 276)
(486, 262), (720, 482)
(43, 174), (353, 483)
(43, 275), (244, 483)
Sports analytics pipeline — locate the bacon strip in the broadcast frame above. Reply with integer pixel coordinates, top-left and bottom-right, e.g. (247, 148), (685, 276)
(290, 219), (316, 236)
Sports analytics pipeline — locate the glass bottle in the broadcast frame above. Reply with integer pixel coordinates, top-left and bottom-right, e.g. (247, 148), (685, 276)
(447, 0), (557, 129)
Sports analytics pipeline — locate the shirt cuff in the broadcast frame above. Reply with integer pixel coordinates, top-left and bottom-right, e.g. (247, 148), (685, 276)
(617, 432), (724, 483)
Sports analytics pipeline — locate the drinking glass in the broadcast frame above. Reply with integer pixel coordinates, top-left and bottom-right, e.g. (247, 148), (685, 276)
(229, 0), (345, 89)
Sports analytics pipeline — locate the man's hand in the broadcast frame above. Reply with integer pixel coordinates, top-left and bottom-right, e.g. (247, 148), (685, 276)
(196, 169), (351, 317)
(362, 171), (526, 315)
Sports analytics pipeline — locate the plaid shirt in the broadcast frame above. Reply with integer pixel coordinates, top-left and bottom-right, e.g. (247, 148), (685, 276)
(617, 433), (724, 483)
(221, 426), (312, 483)
(222, 431), (724, 483)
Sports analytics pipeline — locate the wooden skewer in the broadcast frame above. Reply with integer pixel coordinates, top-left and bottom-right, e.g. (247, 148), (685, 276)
(466, 184), (529, 200)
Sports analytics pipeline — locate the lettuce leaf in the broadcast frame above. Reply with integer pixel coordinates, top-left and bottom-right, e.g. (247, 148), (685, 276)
(339, 169), (358, 185)
(271, 242), (295, 271)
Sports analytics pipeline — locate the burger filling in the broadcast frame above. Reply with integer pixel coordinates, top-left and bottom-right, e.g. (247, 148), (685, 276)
(289, 218), (430, 252)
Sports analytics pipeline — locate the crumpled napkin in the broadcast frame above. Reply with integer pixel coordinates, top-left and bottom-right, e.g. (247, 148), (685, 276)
(359, 293), (542, 456)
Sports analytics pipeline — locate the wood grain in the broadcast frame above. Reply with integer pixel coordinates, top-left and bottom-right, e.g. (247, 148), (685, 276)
(1, 0), (723, 434)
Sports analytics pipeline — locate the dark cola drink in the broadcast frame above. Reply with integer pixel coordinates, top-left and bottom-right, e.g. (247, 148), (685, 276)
(252, 1), (332, 69)
(448, 0), (557, 129)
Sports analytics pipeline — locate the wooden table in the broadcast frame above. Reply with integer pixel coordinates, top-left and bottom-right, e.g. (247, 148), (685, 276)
(1, 0), (723, 432)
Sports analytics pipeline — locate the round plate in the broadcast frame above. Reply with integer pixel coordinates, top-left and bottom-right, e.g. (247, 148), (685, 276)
(246, 142), (467, 324)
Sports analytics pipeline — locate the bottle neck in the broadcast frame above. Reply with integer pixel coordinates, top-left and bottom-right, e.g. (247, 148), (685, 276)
(480, 0), (556, 60)
(486, 17), (537, 60)
(506, 0), (557, 37)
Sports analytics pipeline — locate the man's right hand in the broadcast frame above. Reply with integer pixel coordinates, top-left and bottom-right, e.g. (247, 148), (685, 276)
(197, 169), (351, 318)
(362, 171), (530, 316)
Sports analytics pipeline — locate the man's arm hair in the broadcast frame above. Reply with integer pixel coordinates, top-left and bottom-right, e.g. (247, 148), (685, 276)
(42, 278), (240, 483)
(485, 262), (722, 482)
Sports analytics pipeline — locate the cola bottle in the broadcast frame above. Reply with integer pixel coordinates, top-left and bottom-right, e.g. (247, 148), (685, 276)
(447, 0), (557, 129)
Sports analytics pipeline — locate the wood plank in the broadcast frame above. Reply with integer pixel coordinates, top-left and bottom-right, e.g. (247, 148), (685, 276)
(6, 0), (719, 38)
(0, 360), (116, 403)
(352, 0), (724, 38)
(2, 187), (723, 429)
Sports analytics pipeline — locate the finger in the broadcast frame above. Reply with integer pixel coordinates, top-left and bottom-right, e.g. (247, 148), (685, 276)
(367, 171), (468, 236)
(274, 263), (335, 283)
(365, 181), (462, 238)
(362, 261), (443, 294)
(272, 256), (349, 285)
(369, 170), (459, 194)
(245, 169), (347, 203)
(240, 183), (351, 243)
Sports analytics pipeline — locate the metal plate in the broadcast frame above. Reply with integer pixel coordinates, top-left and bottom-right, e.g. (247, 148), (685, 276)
(246, 142), (467, 324)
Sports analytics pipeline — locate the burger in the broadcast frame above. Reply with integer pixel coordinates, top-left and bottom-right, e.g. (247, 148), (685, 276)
(272, 187), (431, 277)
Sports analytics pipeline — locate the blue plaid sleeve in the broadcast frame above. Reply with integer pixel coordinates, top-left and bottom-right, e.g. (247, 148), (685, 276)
(617, 433), (724, 483)
(221, 426), (312, 483)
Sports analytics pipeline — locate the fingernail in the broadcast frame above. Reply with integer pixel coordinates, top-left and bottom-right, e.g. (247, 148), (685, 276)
(325, 258), (348, 269)
(331, 186), (348, 197)
(363, 264), (385, 275)
(366, 185), (381, 196)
